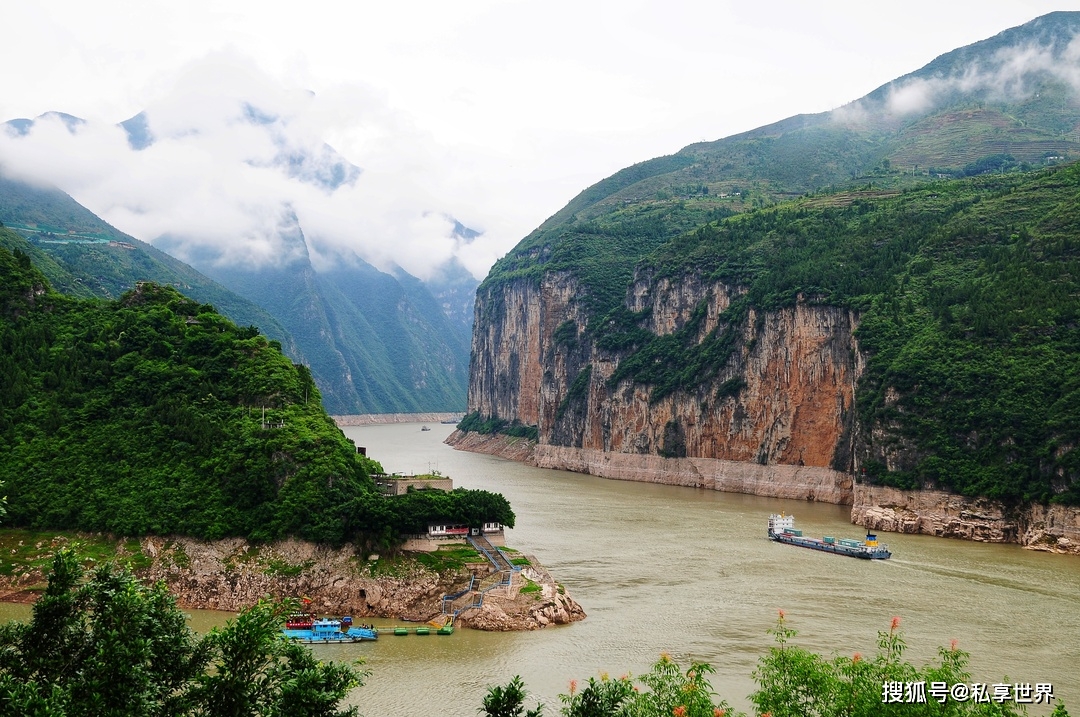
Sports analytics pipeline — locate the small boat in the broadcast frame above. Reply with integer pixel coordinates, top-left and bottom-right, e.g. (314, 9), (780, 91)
(768, 514), (891, 560)
(421, 425), (431, 431)
(282, 616), (378, 643)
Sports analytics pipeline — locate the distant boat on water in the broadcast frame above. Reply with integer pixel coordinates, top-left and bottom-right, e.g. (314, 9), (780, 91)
(421, 425), (431, 431)
(768, 514), (891, 560)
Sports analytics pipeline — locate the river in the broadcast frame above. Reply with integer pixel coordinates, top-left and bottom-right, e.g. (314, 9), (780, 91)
(332, 423), (1080, 716)
(3, 421), (1076, 715)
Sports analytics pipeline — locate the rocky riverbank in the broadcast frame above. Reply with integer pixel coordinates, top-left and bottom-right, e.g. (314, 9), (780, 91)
(0, 534), (585, 630)
(445, 430), (852, 503)
(447, 432), (1080, 555)
(332, 413), (461, 426)
(851, 484), (1080, 556)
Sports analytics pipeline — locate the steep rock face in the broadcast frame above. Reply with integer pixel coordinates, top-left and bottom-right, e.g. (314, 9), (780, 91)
(467, 272), (862, 502)
(469, 273), (587, 426)
(851, 485), (1080, 554)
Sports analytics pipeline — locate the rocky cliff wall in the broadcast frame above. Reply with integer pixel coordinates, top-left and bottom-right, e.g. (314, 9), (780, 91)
(852, 484), (1080, 554)
(469, 273), (590, 426)
(468, 272), (862, 502)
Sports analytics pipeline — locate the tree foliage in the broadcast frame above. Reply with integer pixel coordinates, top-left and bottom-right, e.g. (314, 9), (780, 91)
(0, 248), (514, 544)
(486, 615), (1071, 717)
(0, 550), (364, 717)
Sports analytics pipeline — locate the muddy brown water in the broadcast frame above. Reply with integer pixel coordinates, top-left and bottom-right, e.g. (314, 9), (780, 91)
(3, 422), (1077, 715)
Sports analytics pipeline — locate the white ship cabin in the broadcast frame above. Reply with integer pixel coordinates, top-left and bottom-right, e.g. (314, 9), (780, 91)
(768, 513), (795, 534)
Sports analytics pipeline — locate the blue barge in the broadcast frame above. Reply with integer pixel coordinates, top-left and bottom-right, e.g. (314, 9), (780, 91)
(282, 616), (379, 644)
(768, 514), (891, 560)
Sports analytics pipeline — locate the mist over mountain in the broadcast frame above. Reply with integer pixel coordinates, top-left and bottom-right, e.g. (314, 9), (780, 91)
(531, 11), (1080, 235)
(0, 63), (483, 413)
(0, 57), (500, 281)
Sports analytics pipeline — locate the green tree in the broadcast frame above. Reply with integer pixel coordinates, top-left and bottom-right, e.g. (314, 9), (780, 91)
(0, 551), (365, 717)
(557, 656), (737, 717)
(0, 549), (208, 717)
(480, 675), (544, 717)
(751, 611), (1049, 717)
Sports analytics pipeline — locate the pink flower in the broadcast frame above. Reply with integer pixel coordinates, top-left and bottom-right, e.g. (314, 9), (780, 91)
(673, 706), (687, 717)
(890, 616), (901, 631)
(778, 609), (786, 619)
(950, 639), (959, 652)
(569, 680), (577, 695)
(852, 652), (862, 663)
(714, 709), (726, 716)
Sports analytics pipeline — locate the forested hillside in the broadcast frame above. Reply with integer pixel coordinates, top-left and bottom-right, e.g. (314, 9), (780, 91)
(467, 163), (1080, 507)
(465, 13), (1080, 510)
(0, 230), (511, 542)
(634, 167), (1080, 503)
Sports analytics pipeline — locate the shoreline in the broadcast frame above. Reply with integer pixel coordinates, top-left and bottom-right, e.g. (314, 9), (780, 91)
(446, 430), (1080, 555)
(332, 413), (462, 426)
(0, 533), (585, 630)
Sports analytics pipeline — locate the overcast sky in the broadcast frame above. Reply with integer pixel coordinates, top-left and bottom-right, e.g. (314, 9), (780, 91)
(0, 1), (1070, 279)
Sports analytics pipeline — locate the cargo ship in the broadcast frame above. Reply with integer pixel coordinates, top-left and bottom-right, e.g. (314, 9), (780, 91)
(768, 514), (891, 560)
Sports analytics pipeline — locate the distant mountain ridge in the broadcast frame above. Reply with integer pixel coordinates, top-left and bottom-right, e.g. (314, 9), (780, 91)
(531, 11), (1080, 236)
(0, 174), (299, 356)
(1, 99), (478, 414)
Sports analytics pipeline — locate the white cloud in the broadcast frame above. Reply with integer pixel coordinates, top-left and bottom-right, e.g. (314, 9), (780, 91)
(0, 54), (511, 280)
(0, 1), (1074, 282)
(882, 38), (1080, 117)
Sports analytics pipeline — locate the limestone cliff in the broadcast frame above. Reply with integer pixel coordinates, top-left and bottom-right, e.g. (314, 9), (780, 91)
(464, 270), (861, 503)
(852, 485), (1080, 555)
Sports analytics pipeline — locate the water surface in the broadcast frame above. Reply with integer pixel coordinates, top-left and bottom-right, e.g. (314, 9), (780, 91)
(335, 423), (1080, 716)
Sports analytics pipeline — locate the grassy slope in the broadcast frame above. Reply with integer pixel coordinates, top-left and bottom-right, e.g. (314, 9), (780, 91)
(484, 13), (1080, 316)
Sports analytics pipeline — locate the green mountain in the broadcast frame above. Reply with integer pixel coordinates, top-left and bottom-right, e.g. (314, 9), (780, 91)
(488, 12), (1080, 321)
(0, 175), (472, 414)
(466, 13), (1080, 508)
(0, 175), (299, 356)
(186, 218), (472, 415)
(0, 231), (511, 541)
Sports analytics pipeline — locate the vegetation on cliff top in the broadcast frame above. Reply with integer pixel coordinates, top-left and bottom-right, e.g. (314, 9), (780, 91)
(614, 166), (1080, 504)
(0, 235), (513, 543)
(482, 13), (1080, 313)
